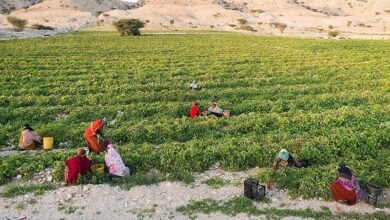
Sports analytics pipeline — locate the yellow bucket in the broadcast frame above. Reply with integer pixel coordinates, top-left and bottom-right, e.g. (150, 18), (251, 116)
(91, 164), (105, 175)
(43, 137), (54, 150)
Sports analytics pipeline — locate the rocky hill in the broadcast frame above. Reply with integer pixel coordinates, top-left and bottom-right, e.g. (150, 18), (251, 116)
(0, 0), (389, 39)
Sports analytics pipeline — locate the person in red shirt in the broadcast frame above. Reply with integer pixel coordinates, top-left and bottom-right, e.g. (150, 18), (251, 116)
(84, 118), (109, 153)
(331, 164), (364, 205)
(64, 148), (92, 184)
(189, 101), (199, 119)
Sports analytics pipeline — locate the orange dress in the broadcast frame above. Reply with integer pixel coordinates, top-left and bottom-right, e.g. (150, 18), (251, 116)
(84, 119), (105, 153)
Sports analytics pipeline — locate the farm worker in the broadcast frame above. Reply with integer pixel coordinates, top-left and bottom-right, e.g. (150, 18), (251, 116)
(272, 149), (305, 170)
(207, 101), (224, 117)
(84, 118), (110, 153)
(331, 163), (364, 205)
(189, 101), (200, 119)
(19, 124), (42, 150)
(64, 148), (92, 184)
(105, 141), (130, 177)
(189, 80), (198, 90)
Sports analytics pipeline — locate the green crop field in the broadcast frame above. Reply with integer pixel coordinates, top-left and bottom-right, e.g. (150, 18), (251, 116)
(0, 32), (389, 199)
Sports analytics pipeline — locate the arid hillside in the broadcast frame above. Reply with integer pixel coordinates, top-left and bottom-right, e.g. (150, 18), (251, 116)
(0, 0), (389, 39)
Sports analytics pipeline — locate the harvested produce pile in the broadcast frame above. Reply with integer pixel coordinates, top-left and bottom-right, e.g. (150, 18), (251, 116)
(0, 32), (389, 199)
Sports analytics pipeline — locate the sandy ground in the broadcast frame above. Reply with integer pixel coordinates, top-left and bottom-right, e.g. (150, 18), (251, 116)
(1, 165), (389, 220)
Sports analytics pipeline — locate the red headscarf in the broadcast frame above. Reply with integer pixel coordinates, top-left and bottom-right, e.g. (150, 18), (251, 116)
(84, 118), (104, 137)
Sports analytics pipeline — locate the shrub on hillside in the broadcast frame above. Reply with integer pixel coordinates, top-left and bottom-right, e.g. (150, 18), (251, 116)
(96, 11), (104, 17)
(270, 22), (287, 33)
(30, 23), (55, 31)
(250, 9), (264, 13)
(7, 16), (28, 31)
(240, 24), (256, 32)
(237, 19), (247, 25)
(113, 19), (145, 36)
(328, 31), (339, 37)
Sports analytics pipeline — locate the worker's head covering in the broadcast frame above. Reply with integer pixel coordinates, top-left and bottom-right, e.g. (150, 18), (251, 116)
(338, 164), (352, 180)
(211, 101), (217, 106)
(192, 80), (196, 83)
(278, 149), (289, 161)
(23, 124), (34, 131)
(102, 117), (108, 126)
(192, 101), (198, 106)
(77, 148), (86, 156)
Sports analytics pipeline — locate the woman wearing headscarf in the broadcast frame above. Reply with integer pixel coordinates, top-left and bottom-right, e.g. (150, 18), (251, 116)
(19, 124), (42, 150)
(189, 80), (198, 90)
(207, 101), (224, 117)
(189, 101), (200, 119)
(105, 141), (130, 177)
(272, 149), (303, 170)
(331, 163), (364, 205)
(64, 148), (92, 184)
(84, 118), (109, 153)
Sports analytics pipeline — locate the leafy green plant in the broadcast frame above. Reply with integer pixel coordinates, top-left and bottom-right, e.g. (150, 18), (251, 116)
(57, 203), (79, 214)
(202, 177), (229, 189)
(167, 169), (194, 184)
(254, 168), (273, 188)
(1, 184), (56, 198)
(0, 31), (389, 201)
(113, 19), (145, 36)
(177, 197), (390, 219)
(110, 171), (164, 190)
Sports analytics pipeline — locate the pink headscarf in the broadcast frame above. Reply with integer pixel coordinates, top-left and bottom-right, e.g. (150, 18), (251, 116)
(104, 144), (130, 176)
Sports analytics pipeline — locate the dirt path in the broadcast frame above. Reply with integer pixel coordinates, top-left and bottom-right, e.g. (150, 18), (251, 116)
(1, 166), (389, 220)
(0, 148), (67, 157)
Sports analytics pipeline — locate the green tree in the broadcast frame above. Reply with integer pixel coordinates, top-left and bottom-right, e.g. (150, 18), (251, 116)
(113, 19), (145, 36)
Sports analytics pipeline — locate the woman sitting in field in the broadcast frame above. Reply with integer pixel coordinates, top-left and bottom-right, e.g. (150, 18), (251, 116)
(105, 141), (130, 177)
(272, 149), (307, 170)
(19, 124), (42, 150)
(189, 80), (198, 90)
(189, 101), (200, 119)
(65, 148), (92, 184)
(84, 118), (111, 153)
(331, 163), (364, 205)
(206, 101), (230, 118)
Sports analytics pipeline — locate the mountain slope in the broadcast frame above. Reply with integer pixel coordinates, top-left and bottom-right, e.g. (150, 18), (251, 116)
(0, 0), (133, 14)
(0, 0), (389, 39)
(0, 0), (42, 13)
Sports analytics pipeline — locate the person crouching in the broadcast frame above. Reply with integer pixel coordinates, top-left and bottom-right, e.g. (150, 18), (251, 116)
(84, 118), (110, 153)
(189, 101), (200, 119)
(65, 148), (92, 184)
(331, 163), (364, 205)
(105, 142), (130, 177)
(272, 149), (308, 170)
(19, 124), (42, 150)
